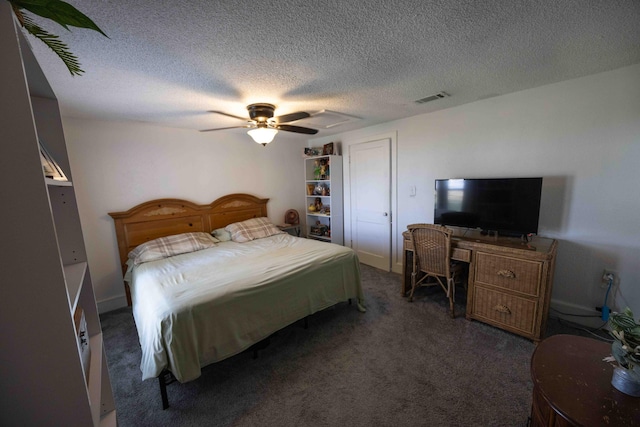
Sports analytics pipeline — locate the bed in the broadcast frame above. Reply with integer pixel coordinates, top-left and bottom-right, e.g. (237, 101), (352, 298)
(109, 194), (365, 408)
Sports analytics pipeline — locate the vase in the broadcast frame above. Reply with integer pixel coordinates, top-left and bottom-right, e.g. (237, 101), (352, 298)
(611, 367), (640, 397)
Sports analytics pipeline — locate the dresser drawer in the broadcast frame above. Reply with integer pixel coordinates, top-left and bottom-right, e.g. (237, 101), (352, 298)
(472, 286), (538, 335)
(475, 252), (542, 296)
(452, 247), (471, 262)
(404, 240), (470, 262)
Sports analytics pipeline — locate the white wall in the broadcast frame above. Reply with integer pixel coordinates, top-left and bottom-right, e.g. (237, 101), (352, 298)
(311, 63), (640, 325)
(63, 118), (306, 311)
(64, 63), (640, 321)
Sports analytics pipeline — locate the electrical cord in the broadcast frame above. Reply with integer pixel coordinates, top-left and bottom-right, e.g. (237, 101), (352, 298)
(550, 275), (615, 342)
(550, 307), (600, 318)
(601, 276), (614, 321)
(555, 317), (612, 342)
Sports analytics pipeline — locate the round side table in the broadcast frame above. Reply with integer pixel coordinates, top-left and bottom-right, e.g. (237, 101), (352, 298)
(530, 334), (640, 426)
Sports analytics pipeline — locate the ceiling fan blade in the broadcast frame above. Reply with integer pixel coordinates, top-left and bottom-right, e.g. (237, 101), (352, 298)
(199, 125), (252, 132)
(208, 110), (249, 121)
(276, 124), (318, 135)
(273, 111), (310, 123)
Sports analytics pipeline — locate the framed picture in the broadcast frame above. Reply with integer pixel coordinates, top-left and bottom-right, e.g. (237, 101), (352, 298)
(322, 142), (334, 155)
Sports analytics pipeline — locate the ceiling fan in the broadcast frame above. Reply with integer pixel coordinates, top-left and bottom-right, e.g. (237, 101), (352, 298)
(200, 103), (319, 146)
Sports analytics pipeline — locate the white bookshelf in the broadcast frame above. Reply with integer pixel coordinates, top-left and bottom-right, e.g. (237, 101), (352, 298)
(304, 155), (343, 244)
(0, 4), (116, 425)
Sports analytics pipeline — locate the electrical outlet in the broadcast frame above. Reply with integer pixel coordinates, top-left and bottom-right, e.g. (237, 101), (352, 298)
(601, 269), (615, 288)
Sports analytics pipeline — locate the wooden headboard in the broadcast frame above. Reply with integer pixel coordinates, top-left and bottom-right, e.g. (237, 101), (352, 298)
(108, 193), (269, 304)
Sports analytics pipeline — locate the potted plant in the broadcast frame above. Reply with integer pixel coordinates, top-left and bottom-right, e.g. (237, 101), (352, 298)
(8, 0), (107, 75)
(604, 308), (640, 396)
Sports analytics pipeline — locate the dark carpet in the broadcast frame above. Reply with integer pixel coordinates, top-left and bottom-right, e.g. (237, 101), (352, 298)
(101, 264), (606, 426)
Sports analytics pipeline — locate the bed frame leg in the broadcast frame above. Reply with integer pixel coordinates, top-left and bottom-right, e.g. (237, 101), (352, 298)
(159, 374), (169, 409)
(250, 337), (271, 359)
(304, 316), (309, 329)
(159, 370), (175, 410)
(348, 298), (352, 305)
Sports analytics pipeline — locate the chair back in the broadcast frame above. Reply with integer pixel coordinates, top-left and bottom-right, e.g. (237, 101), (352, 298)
(407, 223), (452, 277)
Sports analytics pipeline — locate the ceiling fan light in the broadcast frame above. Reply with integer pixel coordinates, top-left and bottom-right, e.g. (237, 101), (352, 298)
(247, 128), (278, 146)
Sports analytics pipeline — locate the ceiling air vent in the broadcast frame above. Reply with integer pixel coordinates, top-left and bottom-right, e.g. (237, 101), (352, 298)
(293, 110), (361, 129)
(415, 92), (449, 104)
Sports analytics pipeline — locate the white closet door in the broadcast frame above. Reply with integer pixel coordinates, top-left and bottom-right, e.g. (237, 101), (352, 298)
(349, 138), (391, 271)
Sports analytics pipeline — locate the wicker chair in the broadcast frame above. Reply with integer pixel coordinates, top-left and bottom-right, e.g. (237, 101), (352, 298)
(407, 223), (465, 318)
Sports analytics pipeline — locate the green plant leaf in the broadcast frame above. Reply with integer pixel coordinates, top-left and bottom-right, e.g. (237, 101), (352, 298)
(14, 7), (84, 75)
(11, 0), (108, 37)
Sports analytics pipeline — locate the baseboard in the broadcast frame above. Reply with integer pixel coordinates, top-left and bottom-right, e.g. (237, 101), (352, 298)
(98, 294), (128, 314)
(549, 299), (609, 329)
(392, 262), (403, 275)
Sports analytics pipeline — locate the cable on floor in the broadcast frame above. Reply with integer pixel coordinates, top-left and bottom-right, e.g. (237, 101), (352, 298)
(550, 306), (601, 318)
(555, 317), (612, 342)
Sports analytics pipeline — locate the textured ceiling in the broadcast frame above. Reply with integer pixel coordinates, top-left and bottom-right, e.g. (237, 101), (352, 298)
(23, 0), (640, 137)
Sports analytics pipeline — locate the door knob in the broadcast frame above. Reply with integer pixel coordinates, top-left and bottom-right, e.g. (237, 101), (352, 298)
(383, 212), (388, 216)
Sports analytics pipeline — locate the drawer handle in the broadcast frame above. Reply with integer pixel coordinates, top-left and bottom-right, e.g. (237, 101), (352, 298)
(494, 304), (511, 315)
(497, 269), (516, 279)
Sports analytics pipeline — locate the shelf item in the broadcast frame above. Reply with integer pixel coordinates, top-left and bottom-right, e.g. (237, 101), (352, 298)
(39, 139), (69, 182)
(1, 3), (115, 424)
(74, 307), (91, 384)
(304, 155), (343, 244)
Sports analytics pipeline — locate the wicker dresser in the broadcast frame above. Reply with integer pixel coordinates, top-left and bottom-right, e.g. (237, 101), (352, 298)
(402, 230), (557, 342)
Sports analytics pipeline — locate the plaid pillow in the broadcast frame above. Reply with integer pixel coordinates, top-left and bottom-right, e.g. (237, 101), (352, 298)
(225, 217), (284, 243)
(128, 232), (217, 266)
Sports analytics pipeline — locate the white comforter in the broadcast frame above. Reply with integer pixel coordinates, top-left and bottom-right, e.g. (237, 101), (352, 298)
(129, 234), (365, 382)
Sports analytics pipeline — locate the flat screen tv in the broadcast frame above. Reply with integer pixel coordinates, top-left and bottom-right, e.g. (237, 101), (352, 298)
(434, 177), (543, 237)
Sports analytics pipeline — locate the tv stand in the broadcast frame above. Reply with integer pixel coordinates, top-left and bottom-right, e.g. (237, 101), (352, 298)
(402, 228), (557, 342)
(480, 229), (525, 239)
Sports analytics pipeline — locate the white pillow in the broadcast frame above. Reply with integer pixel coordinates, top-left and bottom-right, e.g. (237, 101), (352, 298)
(211, 227), (232, 242)
(225, 217), (284, 243)
(128, 232), (217, 266)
